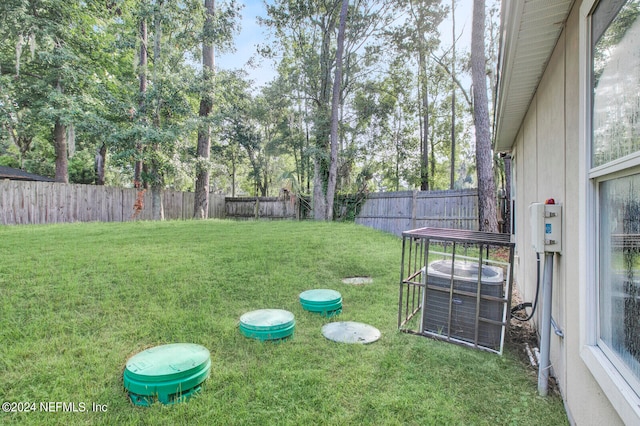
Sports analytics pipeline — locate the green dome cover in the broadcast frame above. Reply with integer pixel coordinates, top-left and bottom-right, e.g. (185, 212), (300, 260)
(299, 289), (342, 317)
(239, 309), (295, 341)
(299, 289), (342, 305)
(300, 300), (343, 312)
(239, 322), (295, 341)
(125, 343), (210, 382)
(239, 309), (295, 331)
(123, 343), (211, 406)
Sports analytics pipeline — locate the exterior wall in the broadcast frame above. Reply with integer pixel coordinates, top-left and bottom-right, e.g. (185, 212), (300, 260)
(510, 2), (623, 424)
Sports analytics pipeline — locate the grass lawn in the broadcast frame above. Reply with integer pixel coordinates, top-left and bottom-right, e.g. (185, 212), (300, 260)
(0, 220), (568, 425)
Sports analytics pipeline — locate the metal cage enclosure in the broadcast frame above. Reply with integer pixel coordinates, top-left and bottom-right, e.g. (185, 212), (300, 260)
(398, 227), (515, 355)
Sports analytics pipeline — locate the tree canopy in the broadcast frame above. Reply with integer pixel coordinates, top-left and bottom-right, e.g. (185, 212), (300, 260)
(0, 0), (502, 222)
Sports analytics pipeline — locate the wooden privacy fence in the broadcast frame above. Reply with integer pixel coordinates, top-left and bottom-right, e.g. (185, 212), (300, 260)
(0, 180), (225, 225)
(224, 196), (301, 220)
(1, 180), (479, 233)
(355, 189), (478, 236)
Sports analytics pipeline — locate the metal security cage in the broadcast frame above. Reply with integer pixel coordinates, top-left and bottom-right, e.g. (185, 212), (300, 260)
(398, 227), (515, 355)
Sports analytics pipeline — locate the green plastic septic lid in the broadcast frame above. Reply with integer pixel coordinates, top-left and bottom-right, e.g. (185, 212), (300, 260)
(239, 309), (295, 331)
(239, 321), (295, 341)
(124, 343), (211, 382)
(299, 289), (342, 304)
(301, 299), (342, 312)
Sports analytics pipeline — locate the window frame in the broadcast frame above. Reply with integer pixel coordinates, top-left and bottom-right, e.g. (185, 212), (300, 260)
(580, 0), (640, 422)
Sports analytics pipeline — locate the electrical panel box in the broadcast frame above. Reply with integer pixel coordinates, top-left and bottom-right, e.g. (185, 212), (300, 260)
(530, 203), (545, 253)
(530, 202), (562, 253)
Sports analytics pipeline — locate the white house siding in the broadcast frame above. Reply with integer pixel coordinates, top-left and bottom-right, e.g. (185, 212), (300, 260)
(510, 3), (623, 424)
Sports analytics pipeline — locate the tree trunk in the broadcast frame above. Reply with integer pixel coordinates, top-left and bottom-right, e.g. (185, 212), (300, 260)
(304, 96), (311, 193)
(54, 117), (68, 183)
(395, 103), (401, 192)
(471, 0), (498, 232)
(135, 16), (147, 188)
(151, 1), (164, 220)
(312, 161), (326, 219)
(151, 185), (164, 220)
(430, 133), (436, 188)
(312, 11), (337, 220)
(325, 0), (349, 221)
(450, 0), (456, 190)
(52, 75), (69, 183)
(95, 143), (107, 185)
(194, 0), (215, 219)
(262, 151), (269, 196)
(231, 154), (236, 197)
(418, 33), (429, 190)
(18, 137), (31, 170)
(503, 153), (512, 233)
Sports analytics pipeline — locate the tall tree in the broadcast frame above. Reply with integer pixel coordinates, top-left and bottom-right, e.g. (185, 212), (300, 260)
(135, 5), (148, 190)
(194, 0), (216, 218)
(471, 0), (498, 232)
(128, 0), (225, 219)
(0, 75), (41, 169)
(263, 0), (390, 219)
(149, 0), (166, 219)
(324, 0), (349, 220)
(265, 73), (311, 197)
(312, 0), (339, 220)
(387, 0), (446, 191)
(449, 0), (456, 190)
(193, 0), (240, 217)
(215, 70), (255, 196)
(261, 0), (339, 219)
(0, 0), (112, 183)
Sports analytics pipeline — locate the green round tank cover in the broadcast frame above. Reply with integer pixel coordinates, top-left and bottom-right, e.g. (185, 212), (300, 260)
(125, 343), (211, 382)
(300, 300), (343, 312)
(239, 322), (295, 341)
(239, 309), (295, 331)
(299, 289), (342, 304)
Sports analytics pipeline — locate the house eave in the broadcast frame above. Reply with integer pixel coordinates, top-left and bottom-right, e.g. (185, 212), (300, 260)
(494, 0), (575, 152)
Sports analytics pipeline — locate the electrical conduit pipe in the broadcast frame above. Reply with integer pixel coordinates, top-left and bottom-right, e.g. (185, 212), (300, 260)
(538, 252), (554, 396)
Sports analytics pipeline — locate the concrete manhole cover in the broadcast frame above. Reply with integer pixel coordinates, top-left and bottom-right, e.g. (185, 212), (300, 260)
(341, 277), (373, 285)
(321, 321), (381, 344)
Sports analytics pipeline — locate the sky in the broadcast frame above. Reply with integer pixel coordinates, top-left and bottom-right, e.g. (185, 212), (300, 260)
(216, 0), (476, 90)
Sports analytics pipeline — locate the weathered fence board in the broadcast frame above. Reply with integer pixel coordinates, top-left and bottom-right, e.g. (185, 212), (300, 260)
(210, 194), (226, 219)
(1, 180), (478, 233)
(0, 180), (227, 225)
(225, 196), (298, 220)
(355, 189), (478, 236)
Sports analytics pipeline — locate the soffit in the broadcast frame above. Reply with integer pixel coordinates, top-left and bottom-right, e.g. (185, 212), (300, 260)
(494, 0), (575, 152)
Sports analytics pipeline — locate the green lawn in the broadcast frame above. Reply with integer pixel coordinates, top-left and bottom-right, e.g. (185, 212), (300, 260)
(0, 220), (568, 425)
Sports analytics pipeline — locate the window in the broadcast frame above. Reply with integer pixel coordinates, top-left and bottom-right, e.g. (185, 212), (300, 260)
(592, 0), (640, 167)
(591, 0), (640, 395)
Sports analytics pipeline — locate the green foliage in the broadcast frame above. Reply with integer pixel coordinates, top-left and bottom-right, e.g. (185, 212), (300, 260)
(0, 0), (498, 206)
(68, 149), (96, 184)
(0, 221), (568, 425)
(0, 155), (19, 168)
